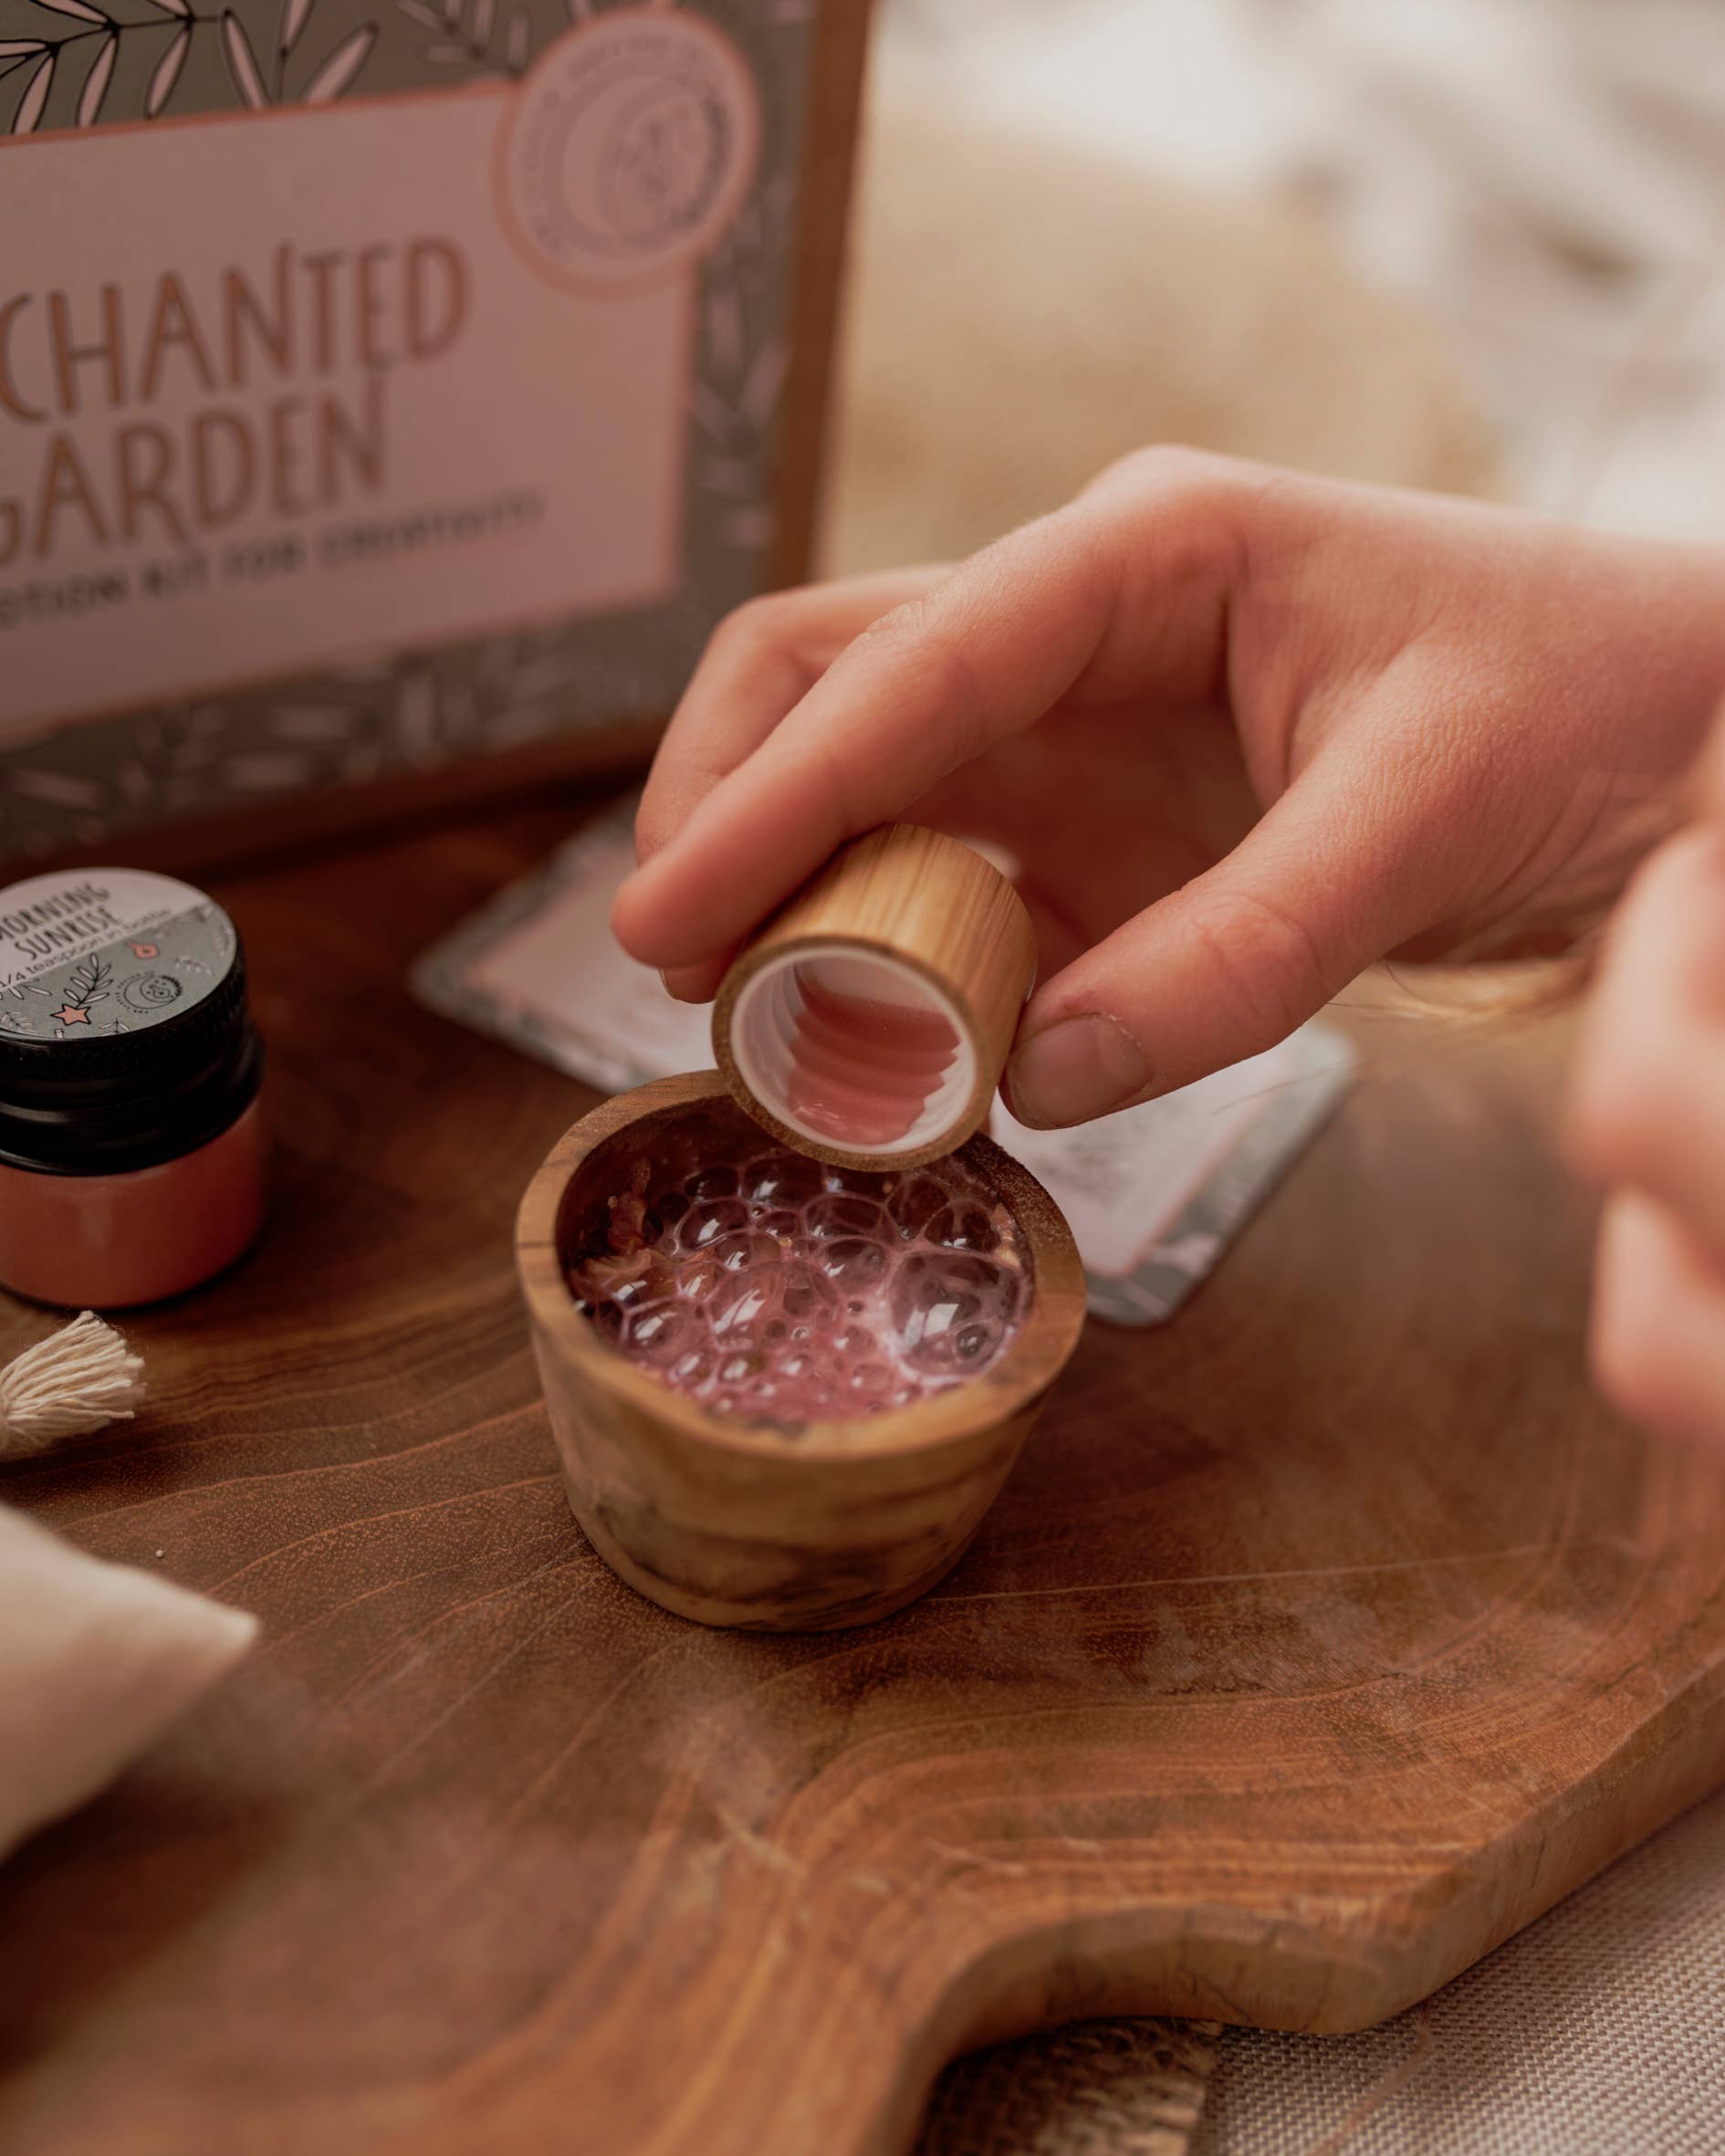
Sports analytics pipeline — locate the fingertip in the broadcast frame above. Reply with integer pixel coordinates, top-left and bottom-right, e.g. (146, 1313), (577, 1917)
(610, 821), (765, 974)
(608, 870), (657, 961)
(612, 818), (721, 957)
(661, 960), (726, 1004)
(997, 1069), (1030, 1126)
(1590, 1195), (1667, 1429)
(997, 1071), (1048, 1130)
(1002, 1010), (1153, 1130)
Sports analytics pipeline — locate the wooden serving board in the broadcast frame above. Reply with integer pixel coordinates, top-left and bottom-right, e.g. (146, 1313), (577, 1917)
(2, 799), (1723, 2156)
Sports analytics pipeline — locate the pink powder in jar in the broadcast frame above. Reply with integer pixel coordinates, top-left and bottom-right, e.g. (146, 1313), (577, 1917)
(566, 1134), (1025, 1430)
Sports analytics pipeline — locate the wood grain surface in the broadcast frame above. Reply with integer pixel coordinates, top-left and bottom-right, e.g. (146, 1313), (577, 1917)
(2, 792), (1724, 2156)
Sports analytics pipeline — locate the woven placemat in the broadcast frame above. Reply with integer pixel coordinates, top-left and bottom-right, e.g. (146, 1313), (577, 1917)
(915, 1785), (1725, 2156)
(1191, 1785), (1725, 2156)
(917, 2018), (1222, 2156)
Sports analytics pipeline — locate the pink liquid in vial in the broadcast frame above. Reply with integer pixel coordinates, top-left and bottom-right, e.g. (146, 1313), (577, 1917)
(783, 976), (959, 1148)
(567, 1138), (1025, 1431)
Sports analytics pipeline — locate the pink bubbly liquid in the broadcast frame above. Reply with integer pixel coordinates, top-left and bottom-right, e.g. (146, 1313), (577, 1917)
(567, 1136), (1025, 1432)
(783, 974), (960, 1148)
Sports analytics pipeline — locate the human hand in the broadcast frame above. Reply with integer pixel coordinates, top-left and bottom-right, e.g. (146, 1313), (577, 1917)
(612, 451), (1725, 1128)
(1569, 718), (1725, 1449)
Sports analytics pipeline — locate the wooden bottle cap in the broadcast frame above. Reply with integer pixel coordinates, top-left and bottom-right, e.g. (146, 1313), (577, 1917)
(712, 825), (1037, 1172)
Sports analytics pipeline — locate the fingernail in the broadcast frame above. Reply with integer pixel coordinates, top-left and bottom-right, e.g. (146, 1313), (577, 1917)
(1006, 1014), (1150, 1128)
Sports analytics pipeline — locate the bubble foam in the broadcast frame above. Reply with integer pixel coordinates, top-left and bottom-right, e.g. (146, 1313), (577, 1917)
(566, 1138), (1026, 1433)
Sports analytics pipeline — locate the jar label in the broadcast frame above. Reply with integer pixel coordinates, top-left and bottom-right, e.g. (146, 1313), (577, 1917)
(0, 867), (235, 1040)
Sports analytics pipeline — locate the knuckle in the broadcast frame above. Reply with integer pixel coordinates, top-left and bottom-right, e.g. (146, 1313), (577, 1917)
(1082, 443), (1244, 518)
(1076, 445), (1272, 595)
(851, 591), (939, 655)
(704, 589), (802, 662)
(1183, 887), (1337, 1048)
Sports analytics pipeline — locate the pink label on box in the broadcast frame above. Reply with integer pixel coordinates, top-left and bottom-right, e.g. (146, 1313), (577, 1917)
(0, 14), (760, 738)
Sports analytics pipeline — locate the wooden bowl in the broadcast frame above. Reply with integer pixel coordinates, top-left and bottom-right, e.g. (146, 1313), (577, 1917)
(515, 1073), (1087, 1631)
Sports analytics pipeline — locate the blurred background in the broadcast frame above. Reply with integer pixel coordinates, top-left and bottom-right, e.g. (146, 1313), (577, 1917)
(823, 0), (1725, 574)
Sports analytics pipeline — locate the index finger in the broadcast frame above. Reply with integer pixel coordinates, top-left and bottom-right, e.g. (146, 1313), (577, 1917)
(611, 467), (1234, 972)
(635, 567), (947, 871)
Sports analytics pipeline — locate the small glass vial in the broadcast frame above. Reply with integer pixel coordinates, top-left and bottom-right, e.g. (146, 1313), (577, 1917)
(0, 868), (266, 1309)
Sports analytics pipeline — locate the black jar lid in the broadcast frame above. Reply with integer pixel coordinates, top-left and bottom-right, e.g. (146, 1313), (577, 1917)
(0, 867), (263, 1177)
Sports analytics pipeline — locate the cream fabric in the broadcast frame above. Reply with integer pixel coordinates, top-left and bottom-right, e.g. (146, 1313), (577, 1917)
(0, 1502), (256, 1860)
(1194, 1786), (1725, 2154)
(823, 41), (1493, 581)
(892, 0), (1725, 543)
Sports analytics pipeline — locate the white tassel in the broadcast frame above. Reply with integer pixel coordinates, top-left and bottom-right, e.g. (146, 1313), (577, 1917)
(0, 1312), (146, 1457)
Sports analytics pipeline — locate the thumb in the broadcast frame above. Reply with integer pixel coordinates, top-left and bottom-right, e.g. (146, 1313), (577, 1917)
(1003, 769), (1421, 1127)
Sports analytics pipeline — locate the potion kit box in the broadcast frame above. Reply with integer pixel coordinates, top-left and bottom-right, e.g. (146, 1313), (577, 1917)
(0, 0), (869, 863)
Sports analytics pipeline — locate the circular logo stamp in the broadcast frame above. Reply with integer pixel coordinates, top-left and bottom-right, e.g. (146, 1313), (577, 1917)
(498, 9), (761, 294)
(120, 972), (183, 1012)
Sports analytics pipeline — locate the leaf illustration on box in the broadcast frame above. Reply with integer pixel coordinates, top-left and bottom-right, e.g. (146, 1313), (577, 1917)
(2, 0), (378, 129)
(5, 43), (52, 130)
(279, 0), (314, 47)
(393, 0), (528, 75)
(0, 0), (815, 855)
(145, 21), (191, 115)
(75, 27), (114, 122)
(219, 8), (267, 103)
(302, 17), (372, 95)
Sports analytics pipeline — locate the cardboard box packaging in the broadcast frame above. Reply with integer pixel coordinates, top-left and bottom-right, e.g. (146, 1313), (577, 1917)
(0, 0), (869, 864)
